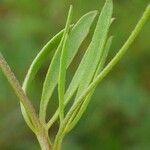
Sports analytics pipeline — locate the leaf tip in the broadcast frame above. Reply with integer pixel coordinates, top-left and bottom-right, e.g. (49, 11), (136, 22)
(69, 5), (73, 12)
(111, 17), (115, 23)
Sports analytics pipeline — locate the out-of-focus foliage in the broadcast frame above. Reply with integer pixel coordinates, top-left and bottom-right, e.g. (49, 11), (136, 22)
(0, 0), (150, 149)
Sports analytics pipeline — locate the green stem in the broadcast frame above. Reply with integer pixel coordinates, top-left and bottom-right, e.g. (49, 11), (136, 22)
(53, 131), (64, 150)
(0, 53), (40, 130)
(53, 4), (150, 147)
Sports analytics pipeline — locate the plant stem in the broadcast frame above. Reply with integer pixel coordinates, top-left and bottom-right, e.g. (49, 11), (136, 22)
(37, 127), (52, 150)
(53, 131), (64, 150)
(0, 53), (53, 149)
(0, 52), (40, 130)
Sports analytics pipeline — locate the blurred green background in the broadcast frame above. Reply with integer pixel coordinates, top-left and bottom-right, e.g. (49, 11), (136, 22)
(0, 0), (150, 149)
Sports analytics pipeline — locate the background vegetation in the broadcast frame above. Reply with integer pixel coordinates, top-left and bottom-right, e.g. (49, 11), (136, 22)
(0, 0), (150, 149)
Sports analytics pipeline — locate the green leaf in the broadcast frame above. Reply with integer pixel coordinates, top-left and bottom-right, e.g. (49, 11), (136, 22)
(21, 26), (69, 131)
(40, 10), (98, 122)
(58, 5), (73, 122)
(65, 0), (113, 107)
(65, 36), (113, 133)
(20, 103), (36, 132)
(23, 30), (64, 92)
(94, 36), (114, 76)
